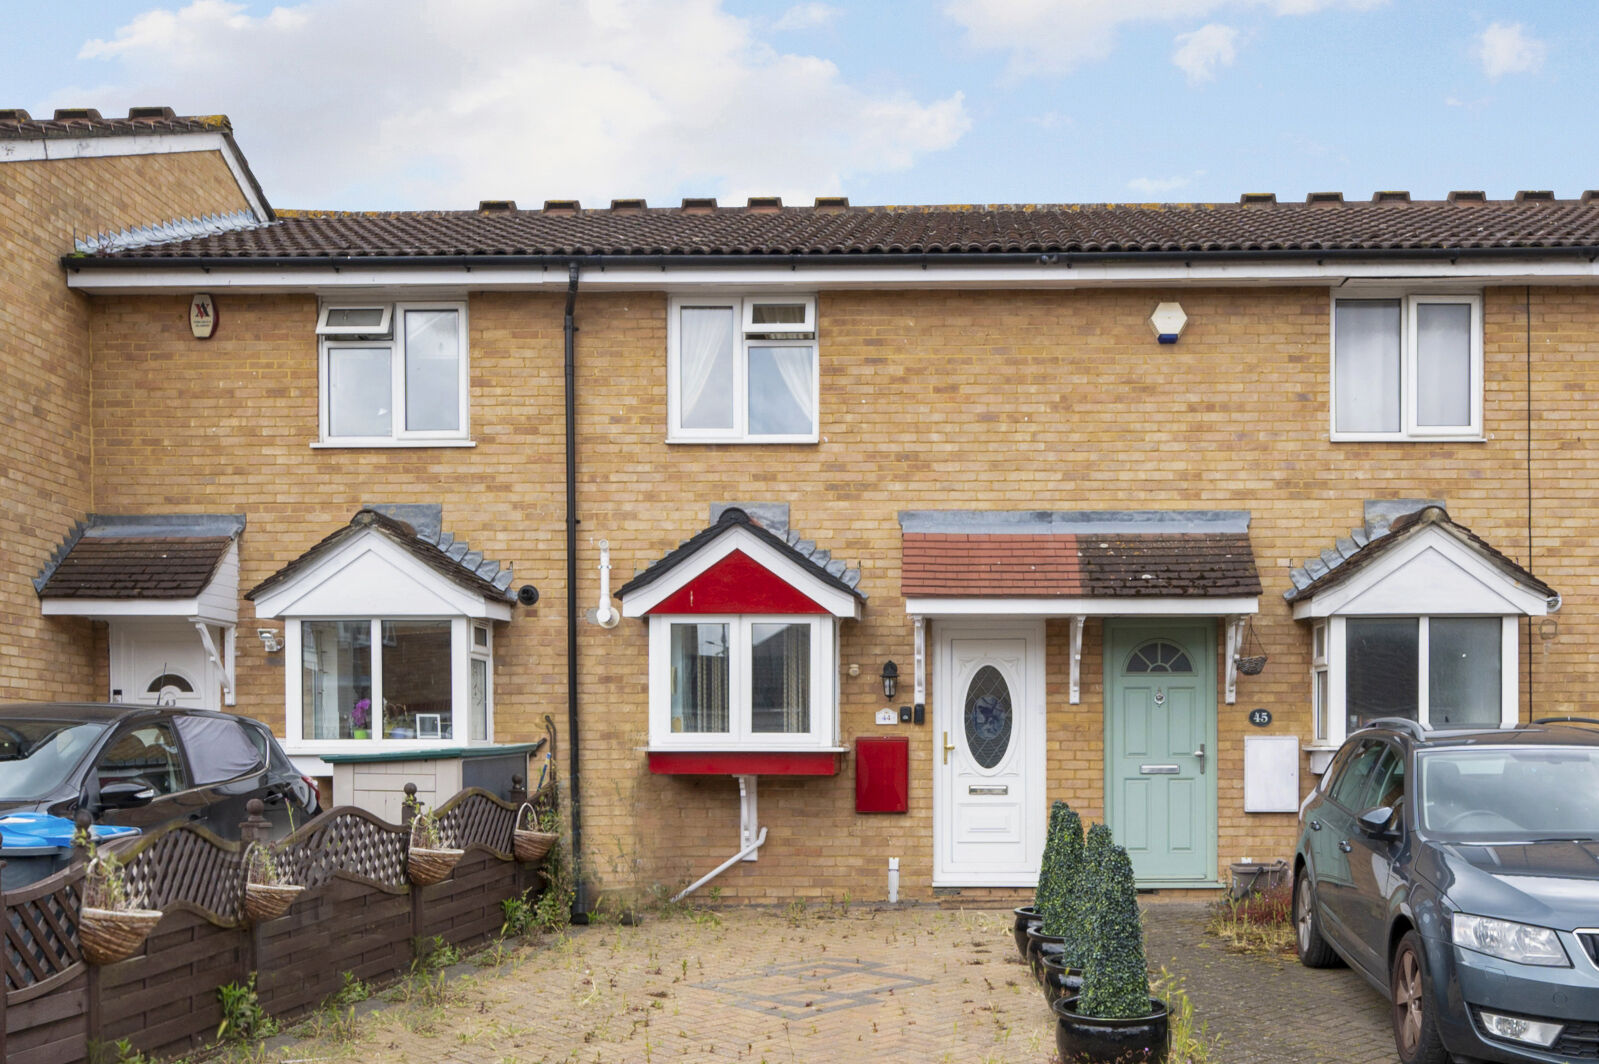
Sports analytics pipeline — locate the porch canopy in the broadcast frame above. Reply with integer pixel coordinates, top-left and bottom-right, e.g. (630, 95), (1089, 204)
(898, 510), (1263, 703)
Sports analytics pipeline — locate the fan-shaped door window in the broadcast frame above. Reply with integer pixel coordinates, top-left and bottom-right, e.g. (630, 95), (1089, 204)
(1125, 641), (1194, 674)
(146, 672), (195, 706)
(964, 665), (1013, 769)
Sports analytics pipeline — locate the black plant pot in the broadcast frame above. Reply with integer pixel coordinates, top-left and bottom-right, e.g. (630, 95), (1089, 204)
(1053, 995), (1169, 1064)
(1039, 952), (1084, 1007)
(1025, 924), (1067, 985)
(1012, 905), (1042, 959)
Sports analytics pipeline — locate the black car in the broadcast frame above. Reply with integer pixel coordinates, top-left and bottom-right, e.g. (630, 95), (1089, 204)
(1293, 717), (1599, 1064)
(0, 702), (319, 841)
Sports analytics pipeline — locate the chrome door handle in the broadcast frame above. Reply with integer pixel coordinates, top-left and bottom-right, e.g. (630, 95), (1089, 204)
(1193, 742), (1206, 775)
(942, 731), (955, 765)
(1309, 819), (1323, 831)
(1338, 840), (1353, 853)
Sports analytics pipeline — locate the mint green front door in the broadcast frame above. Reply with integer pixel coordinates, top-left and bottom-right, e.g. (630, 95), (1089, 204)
(1105, 622), (1217, 884)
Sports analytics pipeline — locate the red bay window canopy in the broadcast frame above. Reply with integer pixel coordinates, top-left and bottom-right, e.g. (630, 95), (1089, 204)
(618, 505), (865, 777)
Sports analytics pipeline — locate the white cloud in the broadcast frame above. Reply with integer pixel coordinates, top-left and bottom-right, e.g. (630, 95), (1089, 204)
(1172, 23), (1238, 83)
(773, 3), (839, 31)
(944, 0), (1383, 76)
(1476, 21), (1544, 80)
(1127, 172), (1200, 197)
(73, 0), (968, 209)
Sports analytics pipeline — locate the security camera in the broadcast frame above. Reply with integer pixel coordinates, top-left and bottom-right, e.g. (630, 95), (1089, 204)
(517, 584), (540, 607)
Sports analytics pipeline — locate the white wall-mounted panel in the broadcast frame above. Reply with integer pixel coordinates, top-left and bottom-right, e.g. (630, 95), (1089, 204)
(1244, 736), (1301, 813)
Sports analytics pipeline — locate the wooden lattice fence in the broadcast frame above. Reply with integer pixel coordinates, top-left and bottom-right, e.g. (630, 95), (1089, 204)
(1, 782), (553, 1064)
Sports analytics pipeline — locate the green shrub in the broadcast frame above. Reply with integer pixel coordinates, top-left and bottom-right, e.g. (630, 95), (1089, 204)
(1077, 842), (1151, 1019)
(1038, 804), (1084, 939)
(1057, 821), (1111, 969)
(216, 972), (277, 1042)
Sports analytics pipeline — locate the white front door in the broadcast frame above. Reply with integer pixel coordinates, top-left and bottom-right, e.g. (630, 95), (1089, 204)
(933, 621), (1046, 886)
(109, 619), (216, 709)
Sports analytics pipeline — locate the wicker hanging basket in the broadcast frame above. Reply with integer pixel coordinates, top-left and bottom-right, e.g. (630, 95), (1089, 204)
(242, 841), (304, 922)
(1235, 619), (1268, 676)
(512, 802), (557, 864)
(408, 846), (465, 886)
(79, 906), (163, 965)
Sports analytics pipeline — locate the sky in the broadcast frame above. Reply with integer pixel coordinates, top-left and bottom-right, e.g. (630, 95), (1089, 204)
(4, 1), (1596, 211)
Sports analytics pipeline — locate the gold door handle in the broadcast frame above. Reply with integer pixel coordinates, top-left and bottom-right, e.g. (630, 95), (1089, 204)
(943, 731), (956, 765)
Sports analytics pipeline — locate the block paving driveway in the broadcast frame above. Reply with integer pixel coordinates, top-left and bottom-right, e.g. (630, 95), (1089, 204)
(268, 902), (1395, 1063)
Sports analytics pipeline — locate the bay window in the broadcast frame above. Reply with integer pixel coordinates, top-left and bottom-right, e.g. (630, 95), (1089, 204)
(650, 614), (834, 749)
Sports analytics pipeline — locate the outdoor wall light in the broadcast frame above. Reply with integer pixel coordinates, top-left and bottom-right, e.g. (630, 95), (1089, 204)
(881, 660), (899, 699)
(257, 628), (284, 654)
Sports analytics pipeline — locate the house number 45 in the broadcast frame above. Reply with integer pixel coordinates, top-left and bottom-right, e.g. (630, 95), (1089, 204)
(1248, 708), (1272, 727)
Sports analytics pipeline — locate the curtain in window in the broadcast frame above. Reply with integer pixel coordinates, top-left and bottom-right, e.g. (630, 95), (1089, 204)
(1428, 618), (1500, 724)
(751, 623), (809, 733)
(1335, 300), (1401, 433)
(679, 307), (735, 430)
(404, 310), (461, 432)
(1414, 303), (1471, 427)
(671, 623), (729, 732)
(748, 346), (816, 436)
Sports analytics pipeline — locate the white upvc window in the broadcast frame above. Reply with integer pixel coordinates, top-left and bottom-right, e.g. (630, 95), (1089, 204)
(285, 616), (492, 745)
(647, 613), (837, 749)
(317, 301), (469, 445)
(1310, 621), (1330, 745)
(1316, 614), (1518, 751)
(667, 295), (819, 443)
(1330, 293), (1482, 441)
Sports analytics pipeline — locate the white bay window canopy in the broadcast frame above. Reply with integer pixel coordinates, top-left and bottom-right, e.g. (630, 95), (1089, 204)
(35, 514), (246, 709)
(248, 505), (516, 754)
(1286, 503), (1558, 765)
(617, 505), (864, 775)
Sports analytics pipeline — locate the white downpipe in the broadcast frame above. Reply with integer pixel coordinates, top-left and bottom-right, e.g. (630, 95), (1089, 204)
(671, 826), (768, 902)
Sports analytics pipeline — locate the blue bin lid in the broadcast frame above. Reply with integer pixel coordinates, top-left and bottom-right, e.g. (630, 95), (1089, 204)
(0, 812), (141, 850)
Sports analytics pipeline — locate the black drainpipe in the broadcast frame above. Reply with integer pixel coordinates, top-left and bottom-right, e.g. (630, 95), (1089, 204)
(563, 263), (589, 921)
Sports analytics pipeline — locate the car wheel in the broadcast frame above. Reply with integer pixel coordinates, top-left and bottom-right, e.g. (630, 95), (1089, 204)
(1391, 930), (1449, 1064)
(1293, 869), (1339, 968)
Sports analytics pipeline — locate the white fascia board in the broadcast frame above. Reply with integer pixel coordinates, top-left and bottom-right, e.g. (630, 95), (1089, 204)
(6, 131), (270, 221)
(252, 529), (503, 619)
(620, 526), (861, 619)
(63, 256), (1599, 294)
(42, 597), (202, 618)
(1291, 527), (1549, 619)
(904, 596), (1260, 617)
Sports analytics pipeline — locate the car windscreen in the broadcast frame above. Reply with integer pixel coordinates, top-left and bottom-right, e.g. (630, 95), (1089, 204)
(1419, 746), (1599, 840)
(0, 719), (109, 801)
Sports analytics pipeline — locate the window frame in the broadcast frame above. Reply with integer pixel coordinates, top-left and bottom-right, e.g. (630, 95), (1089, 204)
(666, 294), (820, 444)
(646, 612), (836, 750)
(283, 615), (487, 748)
(1329, 292), (1483, 442)
(1315, 614), (1518, 752)
(317, 300), (470, 446)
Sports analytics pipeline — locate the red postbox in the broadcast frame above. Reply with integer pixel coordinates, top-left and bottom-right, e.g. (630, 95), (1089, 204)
(854, 736), (909, 813)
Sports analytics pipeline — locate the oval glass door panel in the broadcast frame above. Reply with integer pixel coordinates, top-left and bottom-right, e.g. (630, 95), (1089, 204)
(964, 665), (1013, 769)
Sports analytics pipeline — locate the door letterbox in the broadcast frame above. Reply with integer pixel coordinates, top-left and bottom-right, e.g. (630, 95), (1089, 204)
(855, 736), (909, 813)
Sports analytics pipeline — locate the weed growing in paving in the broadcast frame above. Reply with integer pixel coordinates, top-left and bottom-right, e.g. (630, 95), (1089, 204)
(1205, 882), (1295, 956)
(216, 973), (277, 1042)
(1151, 967), (1223, 1063)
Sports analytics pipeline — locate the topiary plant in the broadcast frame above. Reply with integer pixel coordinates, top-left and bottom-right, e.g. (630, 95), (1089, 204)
(1038, 804), (1083, 938)
(1035, 801), (1068, 912)
(1077, 840), (1153, 1019)
(1057, 820), (1111, 969)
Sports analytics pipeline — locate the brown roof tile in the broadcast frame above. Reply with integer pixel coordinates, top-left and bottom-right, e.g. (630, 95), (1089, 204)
(0, 110), (232, 140)
(39, 537), (232, 599)
(66, 197), (1599, 263)
(902, 532), (1259, 598)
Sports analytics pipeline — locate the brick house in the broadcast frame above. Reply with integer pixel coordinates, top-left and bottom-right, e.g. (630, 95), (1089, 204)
(5, 109), (1593, 906)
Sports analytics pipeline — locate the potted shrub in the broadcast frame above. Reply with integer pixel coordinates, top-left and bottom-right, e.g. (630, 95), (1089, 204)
(1053, 841), (1170, 1064)
(76, 833), (163, 965)
(1014, 799), (1067, 957)
(406, 796), (464, 886)
(1026, 803), (1083, 983)
(1041, 820), (1111, 1003)
(242, 842), (303, 923)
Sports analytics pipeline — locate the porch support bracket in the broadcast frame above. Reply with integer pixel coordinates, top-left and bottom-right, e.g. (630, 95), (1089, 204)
(1223, 614), (1247, 705)
(1068, 615), (1086, 704)
(194, 621), (236, 706)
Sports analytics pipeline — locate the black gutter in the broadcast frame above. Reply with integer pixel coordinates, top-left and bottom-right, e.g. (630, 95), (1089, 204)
(58, 245), (1599, 272)
(563, 263), (588, 923)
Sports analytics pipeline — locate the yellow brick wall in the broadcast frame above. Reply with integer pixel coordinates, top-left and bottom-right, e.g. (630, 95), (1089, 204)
(82, 282), (1594, 905)
(0, 149), (250, 701)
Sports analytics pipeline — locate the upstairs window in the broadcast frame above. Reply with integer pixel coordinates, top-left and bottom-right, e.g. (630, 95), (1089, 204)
(668, 295), (818, 443)
(317, 302), (469, 445)
(1331, 294), (1481, 441)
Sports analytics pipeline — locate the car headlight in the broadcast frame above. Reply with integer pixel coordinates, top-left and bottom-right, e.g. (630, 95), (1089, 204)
(1452, 913), (1570, 967)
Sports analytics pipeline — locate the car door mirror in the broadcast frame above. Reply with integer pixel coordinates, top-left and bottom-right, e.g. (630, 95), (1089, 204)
(98, 780), (157, 810)
(1357, 804), (1399, 837)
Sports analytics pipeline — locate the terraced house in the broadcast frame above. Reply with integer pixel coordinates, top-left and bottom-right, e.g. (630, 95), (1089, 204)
(5, 108), (1594, 909)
